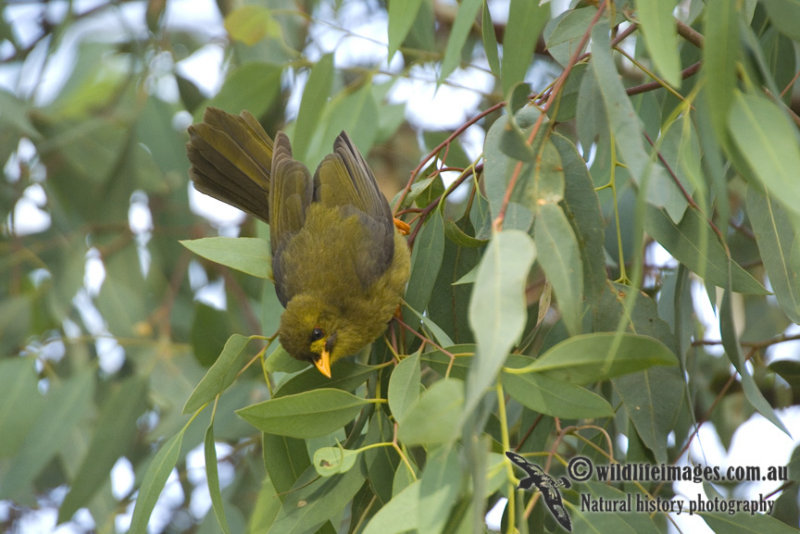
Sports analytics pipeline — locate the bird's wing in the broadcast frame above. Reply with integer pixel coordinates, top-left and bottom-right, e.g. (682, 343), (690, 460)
(312, 132), (395, 284)
(186, 107), (273, 222)
(270, 132), (313, 305)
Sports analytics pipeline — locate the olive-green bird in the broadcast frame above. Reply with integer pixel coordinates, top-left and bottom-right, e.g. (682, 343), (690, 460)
(186, 107), (410, 378)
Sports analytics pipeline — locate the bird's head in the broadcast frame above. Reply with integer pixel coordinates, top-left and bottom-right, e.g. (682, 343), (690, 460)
(278, 295), (344, 378)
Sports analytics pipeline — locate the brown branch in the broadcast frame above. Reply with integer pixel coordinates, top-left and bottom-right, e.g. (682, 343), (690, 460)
(626, 61), (701, 96)
(395, 101), (504, 215)
(676, 19), (704, 48)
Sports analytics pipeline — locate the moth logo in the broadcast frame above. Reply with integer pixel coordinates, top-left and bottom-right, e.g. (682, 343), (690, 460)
(506, 451), (572, 531)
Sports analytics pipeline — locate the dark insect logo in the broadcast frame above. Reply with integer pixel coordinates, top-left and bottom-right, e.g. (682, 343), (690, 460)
(506, 451), (572, 531)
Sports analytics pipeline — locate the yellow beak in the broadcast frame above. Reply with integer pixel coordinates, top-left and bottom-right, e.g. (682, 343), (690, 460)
(314, 348), (332, 378)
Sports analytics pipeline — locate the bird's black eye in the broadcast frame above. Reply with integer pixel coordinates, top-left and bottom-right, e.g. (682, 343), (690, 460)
(310, 327), (325, 342)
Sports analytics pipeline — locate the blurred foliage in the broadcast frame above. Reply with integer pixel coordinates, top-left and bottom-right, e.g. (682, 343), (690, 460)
(2, 0), (800, 533)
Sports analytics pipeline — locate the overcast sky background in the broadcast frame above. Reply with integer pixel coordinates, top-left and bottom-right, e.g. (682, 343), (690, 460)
(2, 1), (800, 533)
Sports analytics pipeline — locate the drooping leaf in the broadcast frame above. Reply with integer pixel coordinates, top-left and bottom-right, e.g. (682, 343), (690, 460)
(59, 377), (149, 522)
(729, 92), (800, 219)
(634, 0), (680, 87)
(205, 422), (231, 534)
(501, 0), (548, 94)
(534, 203), (583, 334)
(419, 445), (461, 534)
(388, 352), (421, 421)
(439, 0), (482, 82)
(466, 230), (536, 416)
(746, 186), (800, 323)
(703, 0), (740, 140)
(293, 54), (334, 164)
(387, 0), (425, 59)
(129, 430), (186, 534)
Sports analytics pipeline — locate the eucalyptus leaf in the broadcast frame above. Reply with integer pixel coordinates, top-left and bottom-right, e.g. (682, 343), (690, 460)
(237, 388), (372, 438)
(181, 237), (271, 279)
(466, 230), (536, 416)
(398, 379), (465, 446)
(388, 352), (421, 421)
(729, 92), (800, 218)
(184, 334), (253, 413)
(517, 333), (677, 385)
(502, 372), (614, 419)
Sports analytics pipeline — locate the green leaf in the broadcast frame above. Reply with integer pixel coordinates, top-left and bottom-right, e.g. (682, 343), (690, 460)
(246, 475), (281, 533)
(387, 0), (425, 59)
(313, 446), (358, 476)
(720, 287), (788, 434)
(181, 237), (271, 279)
(404, 210), (445, 317)
(388, 352), (420, 421)
(703, 0), (740, 140)
(262, 433), (310, 497)
(191, 302), (235, 367)
(403, 304), (455, 347)
(729, 92), (800, 219)
(205, 423), (231, 534)
(274, 360), (376, 397)
(519, 333), (677, 385)
(613, 367), (684, 463)
(645, 205), (767, 294)
(129, 430), (185, 534)
(481, 0), (500, 76)
(264, 344), (309, 374)
(444, 219), (488, 248)
(398, 378), (464, 446)
(59, 377), (149, 522)
(769, 360), (800, 389)
(0, 358), (42, 458)
(363, 480), (420, 534)
(501, 0), (548, 94)
(439, 0), (482, 82)
(293, 54), (334, 164)
(589, 23), (686, 221)
(746, 186), (800, 323)
(634, 0), (680, 87)
(0, 370), (95, 499)
(502, 371), (613, 419)
(184, 334), (253, 413)
(534, 203), (583, 334)
(237, 388), (372, 438)
(268, 462), (365, 534)
(419, 445), (461, 534)
(701, 510), (800, 533)
(543, 7), (596, 67)
(762, 0), (800, 40)
(552, 133), (606, 301)
(466, 230), (536, 416)
(224, 5), (282, 46)
(204, 62), (282, 120)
